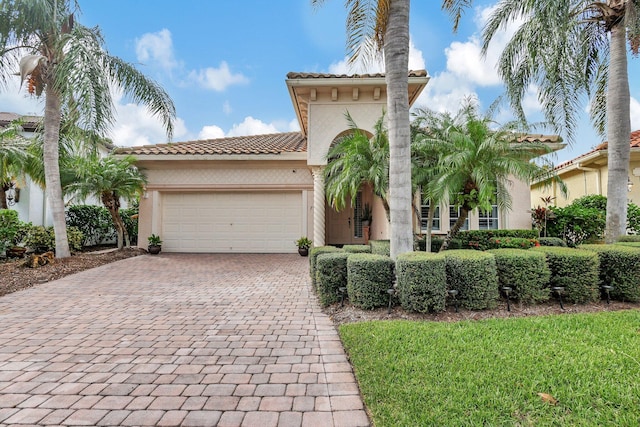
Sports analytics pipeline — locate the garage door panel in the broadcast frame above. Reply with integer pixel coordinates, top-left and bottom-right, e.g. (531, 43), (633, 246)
(161, 192), (302, 253)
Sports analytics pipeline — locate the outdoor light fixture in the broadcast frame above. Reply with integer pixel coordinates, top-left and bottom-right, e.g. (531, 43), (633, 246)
(5, 181), (18, 206)
(628, 177), (634, 192)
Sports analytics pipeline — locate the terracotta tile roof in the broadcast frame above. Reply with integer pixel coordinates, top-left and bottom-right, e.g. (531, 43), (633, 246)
(554, 130), (640, 170)
(116, 132), (307, 156)
(0, 112), (42, 131)
(286, 70), (428, 79)
(516, 134), (563, 144)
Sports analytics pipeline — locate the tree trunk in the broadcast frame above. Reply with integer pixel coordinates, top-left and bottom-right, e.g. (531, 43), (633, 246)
(605, 22), (631, 243)
(425, 198), (435, 253)
(439, 205), (470, 252)
(385, 0), (413, 259)
(1, 184), (8, 210)
(102, 193), (128, 249)
(43, 87), (71, 258)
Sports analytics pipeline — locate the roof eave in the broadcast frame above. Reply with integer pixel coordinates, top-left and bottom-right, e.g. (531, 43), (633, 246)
(121, 152), (308, 162)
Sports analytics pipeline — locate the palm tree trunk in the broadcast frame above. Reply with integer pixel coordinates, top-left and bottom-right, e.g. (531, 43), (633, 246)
(605, 21), (631, 243)
(43, 87), (71, 258)
(425, 199), (435, 252)
(102, 193), (127, 249)
(385, 0), (413, 259)
(1, 183), (8, 209)
(439, 205), (470, 252)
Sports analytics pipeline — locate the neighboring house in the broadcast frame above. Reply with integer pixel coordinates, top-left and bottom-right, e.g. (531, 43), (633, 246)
(118, 71), (564, 254)
(1, 111), (113, 226)
(531, 130), (640, 207)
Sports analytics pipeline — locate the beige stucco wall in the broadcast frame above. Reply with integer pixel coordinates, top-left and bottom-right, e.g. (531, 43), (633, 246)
(136, 159), (314, 248)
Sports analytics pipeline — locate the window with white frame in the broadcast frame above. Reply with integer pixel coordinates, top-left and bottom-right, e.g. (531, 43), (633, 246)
(449, 206), (469, 230)
(420, 195), (440, 231)
(479, 205), (499, 229)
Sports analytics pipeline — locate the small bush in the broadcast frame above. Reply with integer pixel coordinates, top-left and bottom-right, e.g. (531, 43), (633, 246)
(22, 225), (83, 253)
(370, 240), (390, 256)
(120, 206), (139, 245)
(343, 245), (371, 253)
(0, 209), (20, 252)
(617, 235), (640, 242)
(396, 252), (447, 313)
(316, 252), (350, 307)
(486, 237), (538, 250)
(444, 250), (499, 310)
(431, 237), (444, 252)
(456, 229), (538, 251)
(538, 237), (567, 247)
(66, 205), (115, 246)
(488, 249), (550, 305)
(309, 246), (343, 288)
(347, 253), (395, 310)
(532, 247), (599, 303)
(616, 242), (640, 248)
(579, 244), (640, 302)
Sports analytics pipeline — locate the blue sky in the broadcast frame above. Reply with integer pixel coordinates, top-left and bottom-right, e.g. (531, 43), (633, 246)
(2, 0), (640, 164)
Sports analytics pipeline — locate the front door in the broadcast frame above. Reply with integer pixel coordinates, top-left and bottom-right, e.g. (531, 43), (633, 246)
(326, 192), (365, 246)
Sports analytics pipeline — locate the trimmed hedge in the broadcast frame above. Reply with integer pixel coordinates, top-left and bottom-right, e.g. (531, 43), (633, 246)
(309, 246), (343, 288)
(538, 237), (567, 247)
(488, 249), (550, 305)
(316, 252), (350, 307)
(456, 229), (538, 251)
(347, 253), (395, 310)
(617, 235), (640, 242)
(396, 252), (447, 313)
(343, 244), (371, 253)
(579, 244), (640, 302)
(615, 242), (640, 248)
(532, 247), (600, 303)
(444, 250), (499, 310)
(370, 240), (390, 256)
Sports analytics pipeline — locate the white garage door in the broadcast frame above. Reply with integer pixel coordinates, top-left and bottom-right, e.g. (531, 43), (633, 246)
(162, 192), (303, 253)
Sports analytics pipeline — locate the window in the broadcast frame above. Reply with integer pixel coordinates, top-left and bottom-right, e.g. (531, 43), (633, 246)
(354, 192), (363, 238)
(420, 197), (440, 231)
(449, 206), (469, 230)
(479, 205), (499, 230)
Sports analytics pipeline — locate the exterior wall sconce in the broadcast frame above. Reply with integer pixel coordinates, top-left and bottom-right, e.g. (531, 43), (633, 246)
(5, 181), (19, 206)
(628, 177), (634, 192)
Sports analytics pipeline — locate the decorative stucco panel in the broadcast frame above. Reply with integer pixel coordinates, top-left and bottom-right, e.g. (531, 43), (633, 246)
(146, 166), (313, 187)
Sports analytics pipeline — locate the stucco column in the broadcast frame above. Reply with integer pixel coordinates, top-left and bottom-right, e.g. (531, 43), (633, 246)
(312, 167), (325, 247)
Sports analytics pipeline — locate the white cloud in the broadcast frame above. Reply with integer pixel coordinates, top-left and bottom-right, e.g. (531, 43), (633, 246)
(328, 38), (425, 74)
(189, 61), (249, 92)
(135, 29), (179, 71)
(413, 72), (477, 114)
(227, 116), (279, 136)
(223, 101), (232, 115)
(0, 79), (43, 116)
(198, 125), (225, 140)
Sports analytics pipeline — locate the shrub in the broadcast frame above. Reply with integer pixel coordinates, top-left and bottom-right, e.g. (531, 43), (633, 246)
(343, 245), (371, 253)
(616, 241), (640, 248)
(347, 253), (395, 310)
(579, 244), (640, 302)
(486, 237), (538, 250)
(66, 205), (115, 246)
(22, 225), (83, 253)
(431, 236), (444, 253)
(120, 206), (139, 245)
(0, 209), (20, 253)
(532, 247), (599, 303)
(370, 240), (390, 256)
(316, 252), (350, 307)
(617, 235), (640, 242)
(309, 246), (343, 288)
(488, 249), (550, 305)
(538, 237), (567, 247)
(396, 252), (447, 313)
(455, 229), (538, 251)
(627, 203), (640, 234)
(546, 205), (605, 246)
(444, 250), (499, 310)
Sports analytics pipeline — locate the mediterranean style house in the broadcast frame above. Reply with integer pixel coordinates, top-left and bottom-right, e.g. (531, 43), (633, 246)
(117, 71), (565, 253)
(531, 130), (640, 207)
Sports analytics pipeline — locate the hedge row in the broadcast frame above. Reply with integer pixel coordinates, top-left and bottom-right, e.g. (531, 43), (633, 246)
(347, 254), (395, 310)
(444, 250), (499, 310)
(396, 252), (447, 313)
(488, 249), (550, 305)
(309, 246), (343, 288)
(316, 252), (350, 307)
(579, 244), (640, 302)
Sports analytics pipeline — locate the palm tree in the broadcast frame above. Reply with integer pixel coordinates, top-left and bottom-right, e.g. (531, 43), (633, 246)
(417, 98), (560, 251)
(65, 154), (146, 250)
(324, 112), (390, 219)
(0, 0), (175, 257)
(0, 120), (30, 209)
(471, 0), (640, 243)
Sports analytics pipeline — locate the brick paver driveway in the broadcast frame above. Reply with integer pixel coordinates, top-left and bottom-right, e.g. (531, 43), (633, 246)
(0, 254), (369, 426)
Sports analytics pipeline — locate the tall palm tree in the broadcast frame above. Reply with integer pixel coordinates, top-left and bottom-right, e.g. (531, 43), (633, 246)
(65, 154), (146, 249)
(0, 120), (30, 209)
(470, 0), (640, 243)
(0, 0), (175, 257)
(324, 112), (390, 219)
(312, 0), (413, 258)
(419, 98), (560, 251)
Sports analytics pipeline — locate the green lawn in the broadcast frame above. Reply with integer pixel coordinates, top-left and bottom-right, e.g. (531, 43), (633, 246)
(339, 310), (640, 426)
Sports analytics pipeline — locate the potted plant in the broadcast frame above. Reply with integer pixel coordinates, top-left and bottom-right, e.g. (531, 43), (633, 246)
(361, 203), (372, 226)
(295, 236), (312, 256)
(147, 234), (162, 255)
